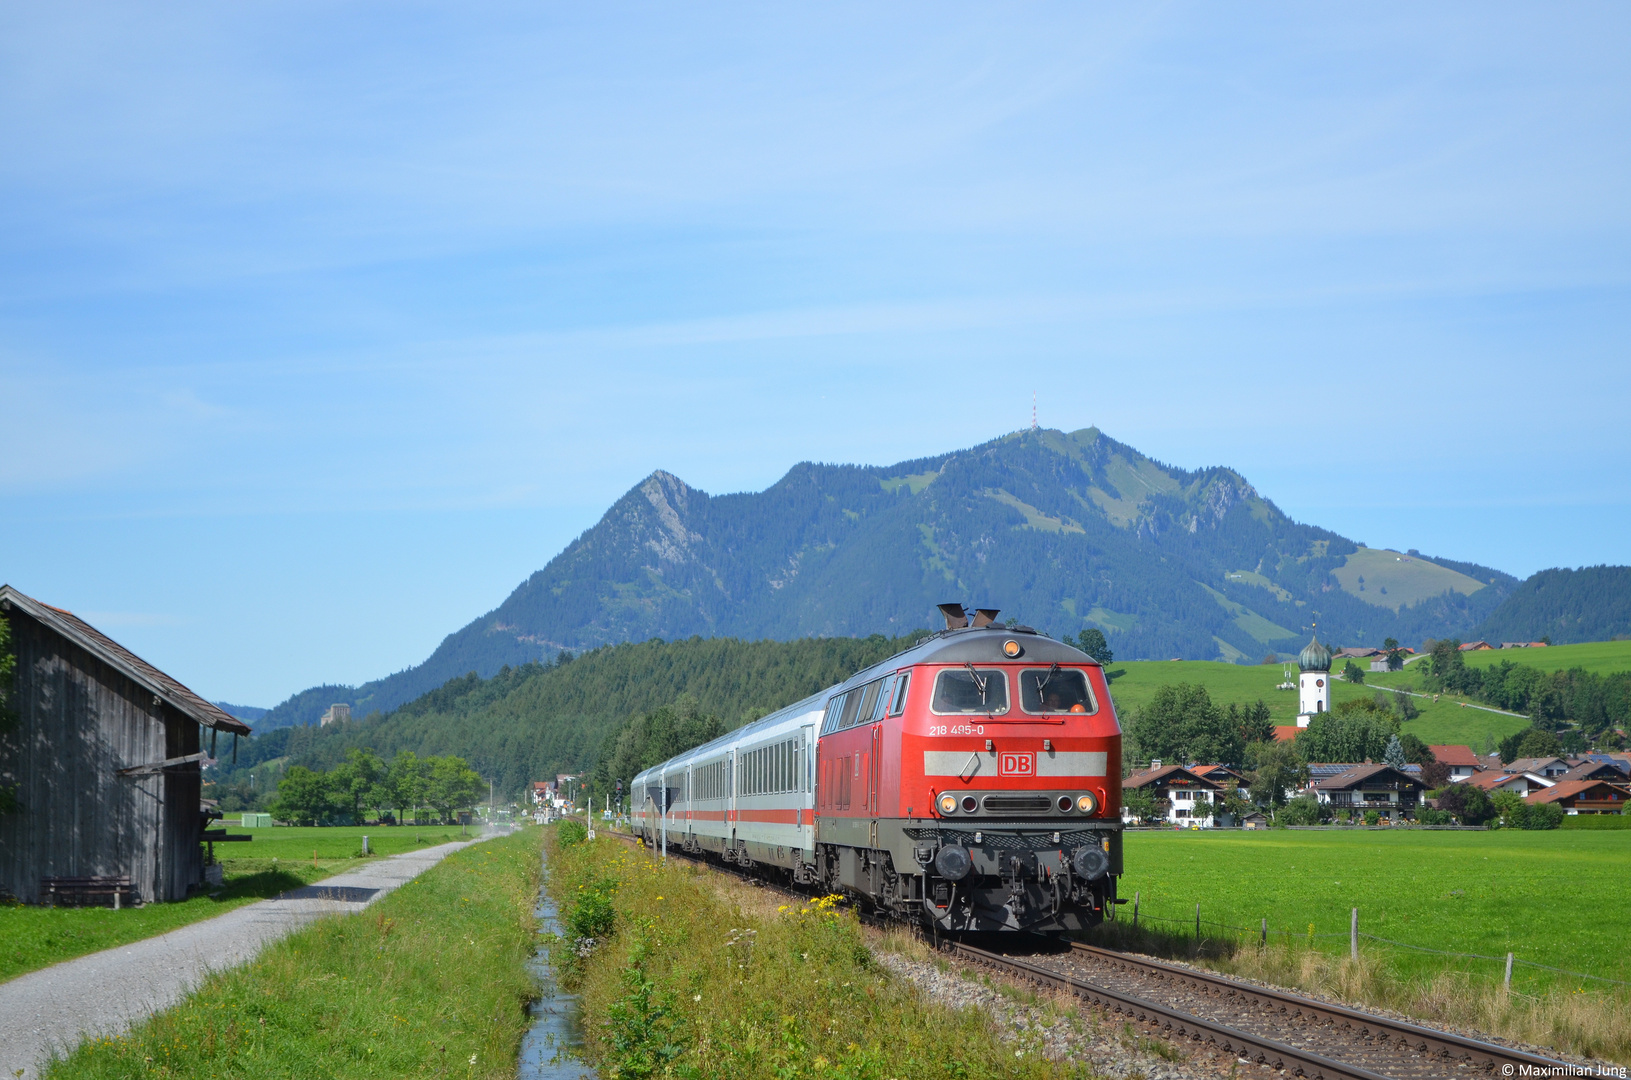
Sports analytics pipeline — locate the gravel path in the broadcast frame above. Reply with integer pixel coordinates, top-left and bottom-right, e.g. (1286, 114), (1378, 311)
(0, 838), (481, 1080)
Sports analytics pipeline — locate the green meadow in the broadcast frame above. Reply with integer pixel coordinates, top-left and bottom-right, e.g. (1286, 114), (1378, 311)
(1105, 656), (1549, 749)
(0, 825), (470, 983)
(1457, 639), (1631, 677)
(1114, 828), (1631, 990)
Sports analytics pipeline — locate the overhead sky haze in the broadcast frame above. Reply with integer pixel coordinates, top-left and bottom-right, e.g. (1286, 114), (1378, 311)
(2, 3), (1627, 705)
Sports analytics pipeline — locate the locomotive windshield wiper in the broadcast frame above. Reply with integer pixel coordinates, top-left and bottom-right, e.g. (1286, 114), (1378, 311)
(1034, 663), (1061, 698)
(964, 662), (988, 703)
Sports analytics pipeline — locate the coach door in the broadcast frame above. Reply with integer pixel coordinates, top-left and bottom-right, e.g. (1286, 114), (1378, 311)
(727, 749), (737, 848)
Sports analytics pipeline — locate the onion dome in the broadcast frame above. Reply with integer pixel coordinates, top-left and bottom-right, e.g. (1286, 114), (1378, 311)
(1298, 636), (1332, 673)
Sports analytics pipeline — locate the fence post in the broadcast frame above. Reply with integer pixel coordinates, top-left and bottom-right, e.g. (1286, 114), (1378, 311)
(1505, 952), (1514, 989)
(1261, 917), (1266, 947)
(1195, 903), (1201, 941)
(1133, 891), (1139, 928)
(1350, 908), (1358, 961)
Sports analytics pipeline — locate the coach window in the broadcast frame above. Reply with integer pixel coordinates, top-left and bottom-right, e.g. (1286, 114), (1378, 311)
(930, 667), (1010, 715)
(1019, 667), (1097, 715)
(888, 672), (911, 716)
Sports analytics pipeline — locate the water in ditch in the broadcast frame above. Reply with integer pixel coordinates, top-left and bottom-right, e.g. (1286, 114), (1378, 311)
(517, 845), (596, 1079)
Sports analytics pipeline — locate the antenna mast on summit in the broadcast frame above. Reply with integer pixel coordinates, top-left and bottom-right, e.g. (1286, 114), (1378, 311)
(1031, 392), (1037, 431)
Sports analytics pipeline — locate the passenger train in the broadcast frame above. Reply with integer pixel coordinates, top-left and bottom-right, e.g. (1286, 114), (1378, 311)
(631, 605), (1123, 933)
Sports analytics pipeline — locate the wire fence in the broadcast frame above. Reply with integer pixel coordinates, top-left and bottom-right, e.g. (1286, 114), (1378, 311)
(1117, 898), (1631, 990)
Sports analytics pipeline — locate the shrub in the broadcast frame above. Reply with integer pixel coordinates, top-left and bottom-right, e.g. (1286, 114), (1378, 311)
(1363, 809), (1381, 826)
(558, 818), (588, 846)
(1277, 792), (1327, 826)
(1416, 808), (1453, 825)
(1560, 813), (1631, 829)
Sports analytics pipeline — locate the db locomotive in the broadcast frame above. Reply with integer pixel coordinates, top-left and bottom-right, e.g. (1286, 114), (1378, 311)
(631, 605), (1122, 933)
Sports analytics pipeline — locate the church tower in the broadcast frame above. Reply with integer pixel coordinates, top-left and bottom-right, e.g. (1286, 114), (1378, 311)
(1295, 633), (1332, 728)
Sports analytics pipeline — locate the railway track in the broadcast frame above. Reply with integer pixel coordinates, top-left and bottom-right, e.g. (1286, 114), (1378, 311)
(607, 828), (1579, 1080)
(949, 939), (1575, 1080)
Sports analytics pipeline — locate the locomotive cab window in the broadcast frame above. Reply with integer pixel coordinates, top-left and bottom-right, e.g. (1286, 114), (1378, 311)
(1019, 667), (1097, 715)
(930, 667), (1009, 715)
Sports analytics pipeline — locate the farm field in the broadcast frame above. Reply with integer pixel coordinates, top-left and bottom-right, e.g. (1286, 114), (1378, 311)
(1115, 828), (1631, 990)
(1455, 639), (1631, 677)
(0, 825), (469, 983)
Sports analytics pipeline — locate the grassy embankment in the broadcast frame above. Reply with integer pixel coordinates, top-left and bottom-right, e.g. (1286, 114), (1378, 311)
(549, 828), (1098, 1079)
(41, 826), (539, 1080)
(1095, 829), (1631, 1062)
(1, 824), (469, 983)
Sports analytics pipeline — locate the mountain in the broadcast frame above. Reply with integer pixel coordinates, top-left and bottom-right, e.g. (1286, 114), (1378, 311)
(256, 427), (1520, 729)
(213, 701), (268, 722)
(1473, 566), (1631, 645)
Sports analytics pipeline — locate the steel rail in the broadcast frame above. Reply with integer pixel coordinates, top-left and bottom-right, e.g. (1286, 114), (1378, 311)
(949, 940), (1397, 1080)
(1063, 941), (1573, 1076)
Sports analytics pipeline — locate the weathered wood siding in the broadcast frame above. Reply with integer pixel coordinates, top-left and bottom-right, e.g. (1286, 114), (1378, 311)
(0, 612), (203, 903)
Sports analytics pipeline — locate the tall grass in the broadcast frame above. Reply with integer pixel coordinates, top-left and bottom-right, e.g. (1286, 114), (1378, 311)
(43, 828), (542, 1080)
(550, 833), (1101, 1079)
(1084, 918), (1631, 1065)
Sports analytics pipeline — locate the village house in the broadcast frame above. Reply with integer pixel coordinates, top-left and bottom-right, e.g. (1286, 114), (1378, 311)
(1457, 641), (1495, 651)
(1467, 770), (1546, 796)
(0, 586), (251, 905)
(1428, 744), (1482, 781)
(1504, 756), (1572, 779)
(1525, 780), (1629, 815)
(1308, 764), (1425, 820)
(1123, 764), (1221, 827)
(1556, 761), (1630, 784)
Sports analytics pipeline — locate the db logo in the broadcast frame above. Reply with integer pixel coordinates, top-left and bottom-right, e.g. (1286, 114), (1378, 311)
(999, 753), (1035, 777)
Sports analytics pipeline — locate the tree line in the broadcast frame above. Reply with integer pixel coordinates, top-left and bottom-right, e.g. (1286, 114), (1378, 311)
(209, 632), (928, 804)
(265, 748), (485, 826)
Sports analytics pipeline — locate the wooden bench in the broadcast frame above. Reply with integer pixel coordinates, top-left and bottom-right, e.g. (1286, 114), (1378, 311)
(40, 876), (136, 909)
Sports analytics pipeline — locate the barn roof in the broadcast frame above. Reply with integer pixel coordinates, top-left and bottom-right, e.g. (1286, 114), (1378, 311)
(0, 584), (250, 736)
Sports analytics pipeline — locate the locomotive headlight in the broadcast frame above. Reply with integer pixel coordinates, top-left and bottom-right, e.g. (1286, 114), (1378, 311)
(938, 793), (958, 815)
(1002, 639), (1023, 658)
(1076, 793), (1098, 815)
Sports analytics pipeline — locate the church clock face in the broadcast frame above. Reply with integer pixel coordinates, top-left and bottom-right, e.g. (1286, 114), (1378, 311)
(1316, 679), (1324, 688)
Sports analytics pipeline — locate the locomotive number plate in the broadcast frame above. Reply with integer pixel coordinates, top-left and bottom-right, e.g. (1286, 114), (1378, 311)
(999, 752), (1035, 777)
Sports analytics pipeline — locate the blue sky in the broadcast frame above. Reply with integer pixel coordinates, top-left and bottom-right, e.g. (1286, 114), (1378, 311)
(2, 3), (1627, 706)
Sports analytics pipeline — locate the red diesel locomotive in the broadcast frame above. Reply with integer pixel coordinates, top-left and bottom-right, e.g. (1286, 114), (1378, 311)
(632, 604), (1123, 933)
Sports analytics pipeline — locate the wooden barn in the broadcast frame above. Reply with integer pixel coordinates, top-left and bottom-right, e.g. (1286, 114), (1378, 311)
(0, 585), (251, 904)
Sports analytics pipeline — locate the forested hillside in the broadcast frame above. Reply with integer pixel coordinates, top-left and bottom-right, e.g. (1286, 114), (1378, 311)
(1474, 566), (1631, 644)
(257, 428), (1522, 729)
(215, 633), (922, 797)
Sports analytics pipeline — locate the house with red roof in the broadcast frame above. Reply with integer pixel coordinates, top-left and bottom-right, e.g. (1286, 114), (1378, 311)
(1466, 771), (1541, 796)
(1427, 744), (1481, 782)
(1526, 780), (1629, 815)
(1308, 764), (1425, 821)
(1123, 765), (1222, 828)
